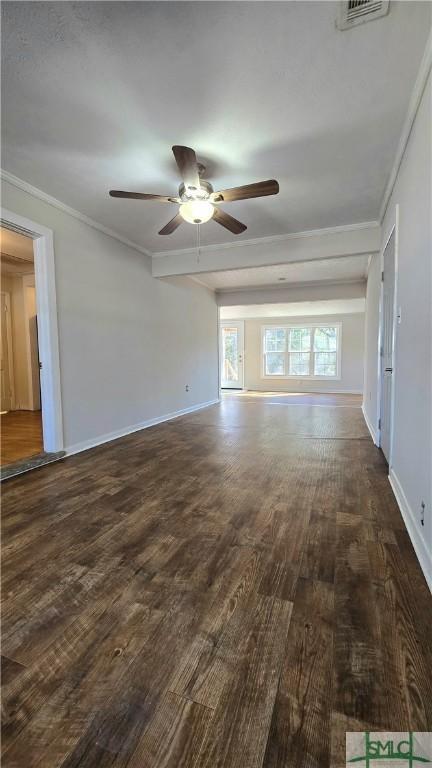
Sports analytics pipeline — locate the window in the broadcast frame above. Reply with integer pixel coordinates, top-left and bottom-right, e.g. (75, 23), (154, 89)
(263, 327), (286, 375)
(262, 324), (341, 378)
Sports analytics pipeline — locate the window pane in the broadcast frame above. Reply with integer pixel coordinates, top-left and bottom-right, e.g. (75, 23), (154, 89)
(265, 352), (285, 375)
(314, 351), (337, 376)
(289, 352), (310, 375)
(289, 328), (311, 351)
(264, 328), (286, 352)
(314, 327), (337, 351)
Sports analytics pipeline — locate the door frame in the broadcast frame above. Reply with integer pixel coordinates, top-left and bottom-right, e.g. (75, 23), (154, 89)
(1, 290), (15, 410)
(0, 208), (64, 453)
(377, 204), (399, 468)
(219, 319), (245, 391)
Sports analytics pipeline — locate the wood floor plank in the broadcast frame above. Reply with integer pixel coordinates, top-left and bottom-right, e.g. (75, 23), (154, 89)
(1, 568), (157, 753)
(333, 510), (389, 726)
(126, 692), (212, 768)
(299, 515), (336, 583)
(1, 410), (43, 466)
(330, 712), (378, 768)
(367, 540), (432, 729)
(2, 598), (166, 767)
(263, 577), (334, 768)
(1, 656), (27, 687)
(2, 559), (135, 666)
(168, 548), (263, 709)
(1, 393), (431, 768)
(47, 589), (210, 768)
(195, 595), (293, 768)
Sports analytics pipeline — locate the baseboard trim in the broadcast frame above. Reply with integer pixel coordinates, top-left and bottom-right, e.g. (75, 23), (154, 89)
(389, 468), (432, 593)
(361, 404), (378, 445)
(66, 398), (220, 457)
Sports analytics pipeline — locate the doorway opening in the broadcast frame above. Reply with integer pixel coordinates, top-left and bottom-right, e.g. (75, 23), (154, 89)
(0, 211), (64, 478)
(1, 228), (43, 465)
(220, 320), (244, 390)
(219, 289), (367, 401)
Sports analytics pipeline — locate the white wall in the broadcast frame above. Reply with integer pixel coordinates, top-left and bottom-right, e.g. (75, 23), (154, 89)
(239, 312), (364, 394)
(364, 70), (432, 587)
(1, 180), (219, 453)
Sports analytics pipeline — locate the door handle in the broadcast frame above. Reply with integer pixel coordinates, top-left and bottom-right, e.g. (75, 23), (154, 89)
(385, 367), (393, 372)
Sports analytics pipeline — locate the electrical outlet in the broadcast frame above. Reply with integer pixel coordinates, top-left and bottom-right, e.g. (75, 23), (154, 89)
(185, 384), (189, 392)
(421, 501), (425, 526)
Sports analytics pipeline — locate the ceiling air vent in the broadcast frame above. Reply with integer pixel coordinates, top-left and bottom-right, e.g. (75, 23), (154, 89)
(337, 0), (390, 30)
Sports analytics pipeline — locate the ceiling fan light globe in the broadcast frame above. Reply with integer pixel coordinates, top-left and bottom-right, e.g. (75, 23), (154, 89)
(179, 200), (214, 224)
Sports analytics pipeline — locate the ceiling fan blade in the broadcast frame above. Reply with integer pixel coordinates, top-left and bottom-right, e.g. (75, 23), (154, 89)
(110, 190), (179, 203)
(158, 213), (183, 235)
(213, 179), (279, 203)
(212, 207), (247, 235)
(172, 146), (201, 191)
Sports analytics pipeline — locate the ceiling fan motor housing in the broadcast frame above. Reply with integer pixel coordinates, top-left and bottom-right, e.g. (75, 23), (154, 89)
(179, 179), (214, 202)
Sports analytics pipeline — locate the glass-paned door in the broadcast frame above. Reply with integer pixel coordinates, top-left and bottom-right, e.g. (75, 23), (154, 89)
(220, 321), (244, 389)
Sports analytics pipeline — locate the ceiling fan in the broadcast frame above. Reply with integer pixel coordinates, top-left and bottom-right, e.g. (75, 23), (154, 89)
(109, 145), (279, 236)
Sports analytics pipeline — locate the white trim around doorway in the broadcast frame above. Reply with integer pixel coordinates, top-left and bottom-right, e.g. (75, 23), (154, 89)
(376, 204), (399, 468)
(1, 208), (64, 453)
(219, 319), (245, 391)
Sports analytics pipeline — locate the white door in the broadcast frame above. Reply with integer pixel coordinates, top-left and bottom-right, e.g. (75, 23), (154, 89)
(220, 321), (244, 389)
(380, 231), (396, 462)
(1, 292), (14, 411)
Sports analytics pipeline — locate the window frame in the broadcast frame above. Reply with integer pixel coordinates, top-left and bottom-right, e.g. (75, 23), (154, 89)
(261, 322), (342, 380)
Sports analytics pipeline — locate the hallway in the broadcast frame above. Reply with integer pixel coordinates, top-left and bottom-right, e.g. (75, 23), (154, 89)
(2, 394), (431, 767)
(0, 410), (43, 466)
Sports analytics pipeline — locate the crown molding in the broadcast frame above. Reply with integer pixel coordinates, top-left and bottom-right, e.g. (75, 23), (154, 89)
(0, 169), (152, 258)
(152, 219), (380, 260)
(1, 167), (384, 264)
(379, 29), (432, 222)
(1, 168), (381, 264)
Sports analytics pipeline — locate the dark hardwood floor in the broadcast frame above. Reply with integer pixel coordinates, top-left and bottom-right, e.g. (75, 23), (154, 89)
(1, 393), (431, 767)
(1, 410), (43, 466)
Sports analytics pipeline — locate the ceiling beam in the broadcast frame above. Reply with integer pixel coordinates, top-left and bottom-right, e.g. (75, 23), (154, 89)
(217, 280), (366, 307)
(151, 221), (381, 278)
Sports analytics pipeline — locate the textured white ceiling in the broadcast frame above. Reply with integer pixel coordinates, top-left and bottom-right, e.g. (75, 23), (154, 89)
(2, 2), (430, 253)
(197, 254), (369, 290)
(220, 298), (365, 318)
